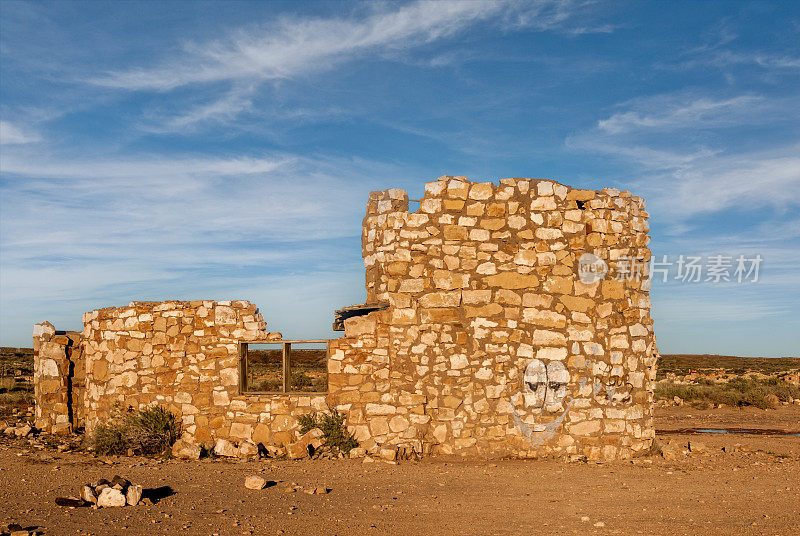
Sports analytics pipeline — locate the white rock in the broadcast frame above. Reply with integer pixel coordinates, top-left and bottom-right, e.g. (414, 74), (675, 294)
(97, 487), (127, 507)
(238, 441), (259, 459)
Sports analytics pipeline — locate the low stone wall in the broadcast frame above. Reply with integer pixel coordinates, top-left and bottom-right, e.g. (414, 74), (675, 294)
(79, 300), (408, 455)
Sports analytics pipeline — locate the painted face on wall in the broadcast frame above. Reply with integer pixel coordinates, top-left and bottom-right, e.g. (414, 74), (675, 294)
(523, 359), (547, 408)
(523, 358), (570, 410)
(545, 361), (568, 407)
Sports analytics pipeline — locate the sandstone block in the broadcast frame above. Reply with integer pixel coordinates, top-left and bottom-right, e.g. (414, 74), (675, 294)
(484, 272), (540, 290)
(245, 475), (268, 489)
(239, 441), (259, 458)
(172, 439), (202, 460)
(126, 484), (143, 506)
(213, 438), (238, 458)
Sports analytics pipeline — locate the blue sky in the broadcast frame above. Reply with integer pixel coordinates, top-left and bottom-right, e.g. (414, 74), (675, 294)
(1, 1), (798, 356)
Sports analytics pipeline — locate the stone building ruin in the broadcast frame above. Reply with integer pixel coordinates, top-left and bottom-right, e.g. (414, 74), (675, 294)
(33, 176), (657, 460)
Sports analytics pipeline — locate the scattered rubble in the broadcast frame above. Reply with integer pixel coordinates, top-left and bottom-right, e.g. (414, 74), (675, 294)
(4, 522), (36, 536)
(282, 482), (329, 494)
(213, 438), (239, 458)
(55, 475), (146, 508)
(687, 439), (707, 453)
(286, 428), (324, 460)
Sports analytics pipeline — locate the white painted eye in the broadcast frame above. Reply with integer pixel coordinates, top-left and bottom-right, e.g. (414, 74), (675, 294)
(523, 359), (547, 408)
(545, 361), (569, 406)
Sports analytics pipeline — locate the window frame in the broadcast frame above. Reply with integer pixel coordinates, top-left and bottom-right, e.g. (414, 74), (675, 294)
(239, 339), (330, 395)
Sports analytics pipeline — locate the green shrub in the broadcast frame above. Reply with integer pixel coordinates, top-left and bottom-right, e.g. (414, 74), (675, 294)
(297, 410), (358, 454)
(91, 403), (181, 456)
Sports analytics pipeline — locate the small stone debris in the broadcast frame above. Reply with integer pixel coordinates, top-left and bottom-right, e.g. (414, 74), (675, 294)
(7, 522), (36, 536)
(80, 485), (96, 503)
(244, 475), (267, 490)
(97, 488), (126, 507)
(126, 484), (143, 506)
(687, 439), (707, 453)
(349, 447), (367, 459)
(660, 440), (685, 461)
(1, 423), (35, 438)
(58, 475), (146, 508)
(238, 441), (259, 459)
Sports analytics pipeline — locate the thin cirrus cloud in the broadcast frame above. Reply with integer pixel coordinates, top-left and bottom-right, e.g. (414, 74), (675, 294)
(568, 93), (800, 220)
(0, 120), (41, 144)
(88, 0), (521, 91)
(0, 151), (383, 247)
(595, 95), (766, 135)
(0, 152), (289, 180)
(86, 0), (594, 129)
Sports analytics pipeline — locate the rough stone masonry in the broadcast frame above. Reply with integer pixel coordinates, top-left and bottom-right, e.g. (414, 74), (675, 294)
(33, 176), (657, 461)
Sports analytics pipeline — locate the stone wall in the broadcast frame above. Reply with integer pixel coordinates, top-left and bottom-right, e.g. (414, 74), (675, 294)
(37, 176), (657, 461)
(82, 301), (285, 443)
(33, 323), (83, 434)
(353, 176), (657, 459)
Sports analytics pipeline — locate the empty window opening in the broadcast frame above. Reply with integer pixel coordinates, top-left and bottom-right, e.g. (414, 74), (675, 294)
(240, 340), (329, 394)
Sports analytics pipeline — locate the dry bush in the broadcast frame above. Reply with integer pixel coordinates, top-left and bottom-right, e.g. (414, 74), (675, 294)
(656, 377), (800, 409)
(91, 404), (181, 455)
(297, 410), (358, 454)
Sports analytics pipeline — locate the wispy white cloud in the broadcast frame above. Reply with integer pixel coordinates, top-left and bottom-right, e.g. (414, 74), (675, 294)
(0, 152), (288, 180)
(90, 1), (516, 91)
(596, 95), (765, 134)
(0, 149), (399, 342)
(86, 0), (597, 127)
(152, 85), (257, 132)
(706, 50), (800, 71)
(568, 92), (800, 219)
(0, 120), (41, 144)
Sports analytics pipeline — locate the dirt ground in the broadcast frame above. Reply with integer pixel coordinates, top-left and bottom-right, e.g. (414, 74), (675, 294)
(1, 406), (799, 536)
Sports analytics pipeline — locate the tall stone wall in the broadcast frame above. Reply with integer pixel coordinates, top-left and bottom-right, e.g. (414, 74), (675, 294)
(33, 323), (83, 434)
(356, 176), (657, 459)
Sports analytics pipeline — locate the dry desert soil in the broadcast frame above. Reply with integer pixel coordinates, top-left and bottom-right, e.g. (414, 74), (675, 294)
(1, 405), (799, 536)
